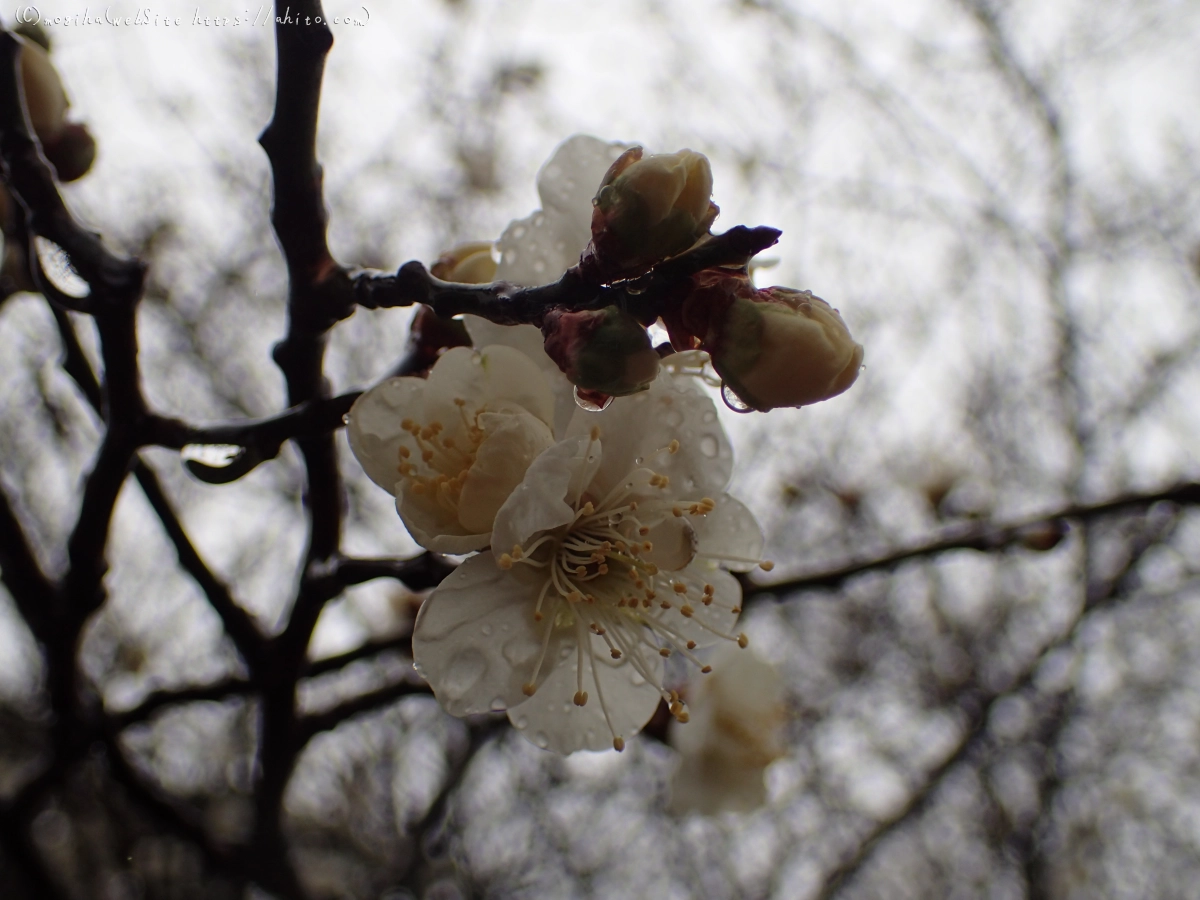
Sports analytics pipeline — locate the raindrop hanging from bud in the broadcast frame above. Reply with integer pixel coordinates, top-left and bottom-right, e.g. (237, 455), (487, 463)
(574, 386), (614, 412)
(721, 383), (754, 414)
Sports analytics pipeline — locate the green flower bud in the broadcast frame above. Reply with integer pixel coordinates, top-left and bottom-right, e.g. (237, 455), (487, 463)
(590, 147), (719, 275)
(542, 305), (660, 396)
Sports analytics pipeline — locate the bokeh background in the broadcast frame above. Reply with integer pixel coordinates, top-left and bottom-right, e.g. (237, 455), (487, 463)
(3, 0), (1200, 897)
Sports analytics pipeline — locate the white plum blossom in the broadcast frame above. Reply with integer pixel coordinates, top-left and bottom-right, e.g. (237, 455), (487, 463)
(495, 134), (629, 287)
(668, 644), (787, 815)
(411, 368), (767, 753)
(346, 344), (557, 553)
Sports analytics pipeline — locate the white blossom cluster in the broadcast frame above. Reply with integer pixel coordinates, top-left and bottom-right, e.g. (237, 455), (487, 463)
(347, 138), (773, 769)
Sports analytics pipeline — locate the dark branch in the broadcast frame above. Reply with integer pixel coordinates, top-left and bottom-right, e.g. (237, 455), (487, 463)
(295, 679), (433, 745)
(110, 676), (255, 731)
(331, 552), (457, 591)
(748, 481), (1200, 600)
(350, 225), (782, 326)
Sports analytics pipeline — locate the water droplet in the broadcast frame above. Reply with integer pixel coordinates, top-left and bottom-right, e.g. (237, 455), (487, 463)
(699, 435), (719, 458)
(181, 444), (244, 468)
(534, 732), (550, 749)
(574, 386), (613, 412)
(585, 729), (597, 744)
(533, 213), (545, 227)
(533, 260), (546, 273)
(513, 225), (527, 239)
(634, 456), (644, 465)
(721, 383), (755, 414)
(490, 697), (506, 711)
(563, 703), (574, 713)
(514, 716), (528, 730)
(480, 624), (494, 636)
(560, 646), (573, 660)
(702, 410), (717, 424)
(630, 672), (646, 686)
(34, 236), (90, 298)
(665, 409), (684, 427)
(441, 651), (486, 701)
(342, 414), (351, 425)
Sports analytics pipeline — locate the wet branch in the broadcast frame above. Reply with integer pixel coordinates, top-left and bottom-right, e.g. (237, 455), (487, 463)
(747, 481), (1200, 600)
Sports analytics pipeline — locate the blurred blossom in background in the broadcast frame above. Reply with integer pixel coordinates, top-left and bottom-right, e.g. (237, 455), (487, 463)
(3, 0), (1200, 898)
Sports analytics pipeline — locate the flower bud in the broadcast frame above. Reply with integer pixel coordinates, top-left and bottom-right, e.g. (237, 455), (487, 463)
(42, 122), (96, 183)
(541, 305), (660, 396)
(17, 36), (68, 145)
(688, 274), (863, 411)
(430, 241), (498, 284)
(590, 147), (718, 275)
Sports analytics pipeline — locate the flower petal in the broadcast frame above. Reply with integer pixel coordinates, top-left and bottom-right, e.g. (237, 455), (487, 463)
(461, 316), (578, 438)
(566, 372), (732, 499)
(457, 411), (555, 534)
(507, 632), (663, 753)
(346, 376), (426, 494)
(412, 555), (561, 716)
(652, 565), (742, 651)
(496, 136), (629, 287)
(692, 494), (765, 572)
(491, 436), (602, 559)
(395, 486), (490, 554)
(424, 345), (555, 432)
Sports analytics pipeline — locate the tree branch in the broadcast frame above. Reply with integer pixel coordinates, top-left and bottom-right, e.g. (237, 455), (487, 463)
(748, 481), (1200, 600)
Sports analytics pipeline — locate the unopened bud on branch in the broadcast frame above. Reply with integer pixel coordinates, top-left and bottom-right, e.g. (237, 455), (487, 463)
(430, 241), (498, 285)
(542, 305), (660, 396)
(685, 273), (863, 411)
(590, 147), (718, 275)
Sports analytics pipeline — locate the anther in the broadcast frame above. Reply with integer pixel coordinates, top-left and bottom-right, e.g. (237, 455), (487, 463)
(512, 545), (524, 560)
(522, 683), (537, 696)
(737, 633), (749, 648)
(760, 560), (775, 572)
(701, 665), (712, 674)
(498, 554), (514, 570)
(610, 648), (622, 659)
(575, 566), (587, 577)
(686, 640), (696, 650)
(639, 526), (650, 536)
(613, 737), (625, 752)
(680, 605), (694, 618)
(573, 690), (588, 707)
(659, 648), (671, 658)
(567, 590), (583, 603)
(590, 425), (601, 441)
(668, 439), (680, 454)
(398, 446), (411, 459)
(673, 583), (688, 594)
(672, 506), (683, 517)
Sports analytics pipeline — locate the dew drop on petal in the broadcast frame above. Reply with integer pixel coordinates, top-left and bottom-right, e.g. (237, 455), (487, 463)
(634, 456), (644, 465)
(702, 410), (717, 424)
(699, 435), (719, 458)
(665, 409), (684, 427)
(630, 671), (646, 686)
(563, 703), (574, 713)
(513, 716), (528, 730)
(574, 386), (614, 412)
(342, 414), (351, 425)
(490, 697), (506, 711)
(441, 651), (487, 702)
(480, 624), (494, 637)
(585, 729), (596, 744)
(535, 732), (550, 749)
